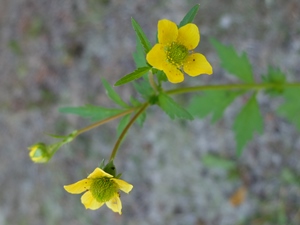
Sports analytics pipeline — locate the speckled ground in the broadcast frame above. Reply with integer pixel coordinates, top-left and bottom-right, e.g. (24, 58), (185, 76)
(1, 0), (300, 225)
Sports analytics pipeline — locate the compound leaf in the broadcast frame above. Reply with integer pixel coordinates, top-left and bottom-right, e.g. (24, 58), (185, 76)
(262, 66), (286, 96)
(131, 17), (152, 54)
(188, 90), (243, 123)
(59, 105), (126, 122)
(114, 66), (151, 86)
(202, 154), (236, 170)
(158, 93), (193, 120)
(179, 4), (200, 27)
(277, 87), (300, 131)
(101, 78), (128, 108)
(210, 38), (253, 83)
(233, 94), (263, 155)
(133, 33), (148, 68)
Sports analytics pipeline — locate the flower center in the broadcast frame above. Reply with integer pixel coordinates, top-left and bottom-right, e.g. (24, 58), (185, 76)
(166, 42), (188, 67)
(89, 177), (118, 202)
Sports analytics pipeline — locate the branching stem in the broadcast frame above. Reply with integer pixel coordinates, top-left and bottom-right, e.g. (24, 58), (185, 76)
(166, 82), (300, 95)
(75, 107), (139, 137)
(109, 102), (149, 161)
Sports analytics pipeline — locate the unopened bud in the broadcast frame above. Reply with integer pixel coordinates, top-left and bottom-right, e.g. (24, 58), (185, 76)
(28, 143), (50, 163)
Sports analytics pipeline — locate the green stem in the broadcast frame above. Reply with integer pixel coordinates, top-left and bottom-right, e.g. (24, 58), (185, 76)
(109, 102), (149, 161)
(148, 70), (159, 92)
(75, 107), (139, 137)
(166, 82), (300, 95)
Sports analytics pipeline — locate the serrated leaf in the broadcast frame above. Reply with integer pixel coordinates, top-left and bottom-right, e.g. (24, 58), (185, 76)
(158, 93), (193, 120)
(262, 66), (286, 96)
(137, 110), (146, 127)
(129, 97), (141, 107)
(115, 66), (151, 86)
(101, 78), (128, 108)
(117, 114), (131, 137)
(179, 4), (200, 27)
(131, 17), (152, 54)
(132, 79), (154, 99)
(188, 90), (243, 123)
(210, 38), (253, 83)
(233, 94), (263, 155)
(277, 87), (300, 131)
(202, 154), (236, 170)
(132, 33), (148, 68)
(59, 105), (126, 122)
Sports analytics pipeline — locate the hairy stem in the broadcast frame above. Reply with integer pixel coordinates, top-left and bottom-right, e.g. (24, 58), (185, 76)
(109, 102), (149, 161)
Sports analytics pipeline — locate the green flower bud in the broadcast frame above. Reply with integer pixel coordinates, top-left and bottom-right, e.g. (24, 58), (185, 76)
(28, 142), (50, 163)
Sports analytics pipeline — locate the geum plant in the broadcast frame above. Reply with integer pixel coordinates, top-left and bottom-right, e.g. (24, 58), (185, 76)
(28, 5), (300, 214)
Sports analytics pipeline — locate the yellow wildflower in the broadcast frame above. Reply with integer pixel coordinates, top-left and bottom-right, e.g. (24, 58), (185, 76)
(64, 168), (133, 214)
(28, 143), (50, 163)
(146, 19), (213, 83)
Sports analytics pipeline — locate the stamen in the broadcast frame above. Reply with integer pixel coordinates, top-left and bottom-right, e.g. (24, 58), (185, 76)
(89, 177), (118, 202)
(166, 42), (188, 67)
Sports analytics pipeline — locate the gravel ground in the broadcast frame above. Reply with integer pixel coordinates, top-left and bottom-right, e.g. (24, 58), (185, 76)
(1, 0), (300, 225)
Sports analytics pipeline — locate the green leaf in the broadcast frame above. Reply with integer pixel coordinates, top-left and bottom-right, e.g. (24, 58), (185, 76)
(158, 93), (193, 120)
(281, 168), (300, 186)
(132, 79), (154, 99)
(59, 105), (126, 121)
(101, 78), (128, 108)
(8, 40), (22, 55)
(179, 4), (200, 27)
(132, 33), (148, 68)
(117, 114), (131, 137)
(154, 69), (168, 83)
(277, 87), (300, 131)
(210, 38), (253, 83)
(262, 66), (286, 96)
(188, 90), (243, 123)
(233, 94), (263, 155)
(202, 154), (236, 170)
(131, 17), (152, 54)
(114, 66), (151, 86)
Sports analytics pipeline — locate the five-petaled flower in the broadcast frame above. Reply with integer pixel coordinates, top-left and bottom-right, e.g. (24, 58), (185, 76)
(146, 19), (213, 83)
(64, 167), (133, 214)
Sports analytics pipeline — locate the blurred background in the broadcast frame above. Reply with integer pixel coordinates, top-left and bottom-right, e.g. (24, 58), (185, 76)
(1, 0), (300, 224)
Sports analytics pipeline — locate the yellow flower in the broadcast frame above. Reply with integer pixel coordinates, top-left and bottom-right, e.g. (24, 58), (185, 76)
(64, 168), (133, 214)
(146, 19), (213, 83)
(28, 143), (50, 163)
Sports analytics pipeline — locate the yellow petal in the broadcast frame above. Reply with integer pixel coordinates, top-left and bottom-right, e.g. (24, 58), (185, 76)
(106, 194), (122, 215)
(158, 19), (178, 45)
(177, 23), (200, 50)
(81, 191), (104, 210)
(146, 44), (167, 70)
(87, 168), (113, 179)
(64, 179), (92, 194)
(183, 53), (213, 76)
(31, 156), (48, 163)
(163, 63), (184, 83)
(111, 178), (133, 194)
